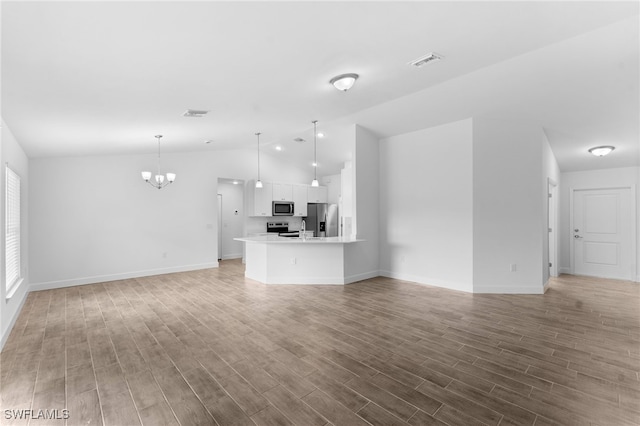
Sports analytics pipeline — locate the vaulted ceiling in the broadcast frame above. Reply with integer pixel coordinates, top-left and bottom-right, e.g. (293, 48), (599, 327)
(2, 1), (638, 174)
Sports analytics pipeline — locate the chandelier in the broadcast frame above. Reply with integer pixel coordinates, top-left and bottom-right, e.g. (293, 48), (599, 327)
(141, 135), (176, 189)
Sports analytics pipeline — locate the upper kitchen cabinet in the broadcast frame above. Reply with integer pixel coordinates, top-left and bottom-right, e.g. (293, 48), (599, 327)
(307, 185), (328, 203)
(292, 184), (308, 217)
(272, 183), (293, 201)
(246, 180), (273, 216)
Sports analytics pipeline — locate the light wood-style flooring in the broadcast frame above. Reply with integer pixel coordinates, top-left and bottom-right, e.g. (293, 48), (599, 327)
(1, 260), (639, 425)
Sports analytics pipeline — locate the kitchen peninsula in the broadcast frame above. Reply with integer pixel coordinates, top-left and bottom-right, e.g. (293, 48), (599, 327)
(235, 235), (364, 285)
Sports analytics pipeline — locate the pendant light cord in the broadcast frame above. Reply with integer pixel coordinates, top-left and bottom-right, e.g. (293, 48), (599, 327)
(256, 132), (261, 181)
(312, 120), (318, 181)
(156, 135), (162, 177)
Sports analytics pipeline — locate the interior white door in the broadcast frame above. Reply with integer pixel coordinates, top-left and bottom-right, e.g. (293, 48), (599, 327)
(573, 188), (633, 280)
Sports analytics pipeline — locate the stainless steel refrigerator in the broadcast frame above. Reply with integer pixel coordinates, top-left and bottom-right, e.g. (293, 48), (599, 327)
(305, 203), (338, 237)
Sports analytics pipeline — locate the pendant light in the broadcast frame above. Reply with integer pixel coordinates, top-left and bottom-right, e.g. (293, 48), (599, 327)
(141, 135), (176, 189)
(311, 120), (319, 187)
(255, 132), (263, 188)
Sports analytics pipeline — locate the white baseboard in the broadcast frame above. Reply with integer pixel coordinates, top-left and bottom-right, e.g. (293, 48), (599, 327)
(344, 270), (380, 284)
(262, 277), (345, 285)
(249, 270), (379, 285)
(379, 270), (544, 294)
(379, 270), (473, 293)
(559, 267), (571, 275)
(221, 254), (243, 260)
(0, 285), (29, 351)
(30, 262), (219, 292)
(255, 270), (379, 285)
(560, 268), (640, 283)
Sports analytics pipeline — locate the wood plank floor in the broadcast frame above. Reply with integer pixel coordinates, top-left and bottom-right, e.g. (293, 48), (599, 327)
(1, 260), (639, 426)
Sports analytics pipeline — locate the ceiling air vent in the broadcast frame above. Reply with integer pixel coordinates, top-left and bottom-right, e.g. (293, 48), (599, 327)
(293, 137), (306, 143)
(409, 52), (443, 68)
(182, 109), (209, 118)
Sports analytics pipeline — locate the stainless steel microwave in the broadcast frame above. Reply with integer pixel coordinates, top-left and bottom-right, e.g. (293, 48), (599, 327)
(272, 201), (294, 216)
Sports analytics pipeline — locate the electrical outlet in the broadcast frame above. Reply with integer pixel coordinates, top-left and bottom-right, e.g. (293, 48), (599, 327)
(163, 252), (168, 259)
(510, 263), (517, 272)
(290, 258), (296, 265)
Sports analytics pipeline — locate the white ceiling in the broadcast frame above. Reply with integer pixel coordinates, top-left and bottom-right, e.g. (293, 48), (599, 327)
(2, 1), (638, 174)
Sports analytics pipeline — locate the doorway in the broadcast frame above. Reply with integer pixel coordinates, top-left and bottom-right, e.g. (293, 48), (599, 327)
(548, 180), (558, 279)
(571, 187), (636, 281)
(217, 179), (245, 261)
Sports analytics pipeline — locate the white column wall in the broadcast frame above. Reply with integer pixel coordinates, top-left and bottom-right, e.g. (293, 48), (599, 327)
(343, 125), (380, 282)
(472, 118), (545, 294)
(378, 119), (474, 292)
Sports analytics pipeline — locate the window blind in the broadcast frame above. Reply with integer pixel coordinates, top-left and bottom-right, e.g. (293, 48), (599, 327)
(6, 165), (21, 292)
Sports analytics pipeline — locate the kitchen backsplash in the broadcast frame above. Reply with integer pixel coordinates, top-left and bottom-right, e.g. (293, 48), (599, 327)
(245, 216), (304, 235)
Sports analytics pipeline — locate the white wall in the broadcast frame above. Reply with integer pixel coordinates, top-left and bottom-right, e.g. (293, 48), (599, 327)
(341, 162), (354, 238)
(559, 166), (640, 280)
(1, 119), (30, 348)
(321, 173), (341, 205)
(217, 181), (244, 260)
(29, 148), (309, 290)
(472, 118), (546, 294)
(378, 119), (474, 292)
(343, 125), (380, 282)
(542, 132), (561, 284)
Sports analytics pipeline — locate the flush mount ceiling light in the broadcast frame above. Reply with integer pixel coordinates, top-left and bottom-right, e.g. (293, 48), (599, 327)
(182, 109), (209, 118)
(311, 120), (319, 187)
(141, 135), (176, 189)
(255, 132), (263, 188)
(588, 145), (615, 156)
(330, 73), (359, 91)
(409, 52), (443, 68)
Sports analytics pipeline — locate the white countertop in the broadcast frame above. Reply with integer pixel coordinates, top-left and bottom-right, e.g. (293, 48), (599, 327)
(235, 235), (363, 244)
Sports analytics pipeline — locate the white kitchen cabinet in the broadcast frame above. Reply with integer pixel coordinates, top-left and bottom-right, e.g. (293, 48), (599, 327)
(272, 183), (293, 201)
(246, 180), (273, 216)
(292, 184), (308, 217)
(307, 185), (328, 203)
